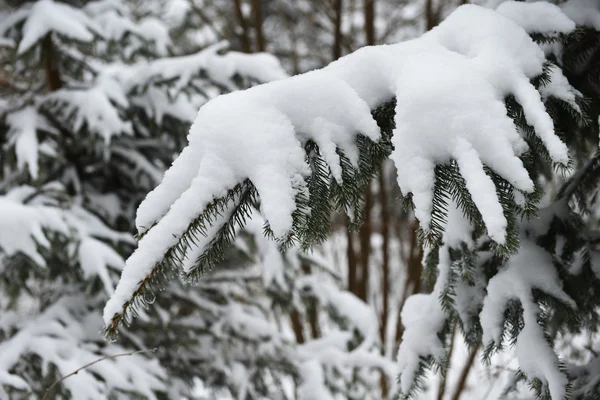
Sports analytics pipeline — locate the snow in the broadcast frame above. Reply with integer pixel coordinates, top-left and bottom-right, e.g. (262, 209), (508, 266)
(78, 237), (125, 296)
(0, 296), (166, 399)
(136, 17), (171, 55)
(106, 2), (577, 343)
(7, 107), (39, 179)
(17, 0), (101, 54)
(541, 63), (583, 112)
(43, 78), (133, 144)
(0, 195), (68, 266)
(164, 0), (191, 26)
(298, 361), (335, 400)
(561, 0), (600, 30)
(496, 1), (576, 34)
(397, 199), (474, 393)
(480, 239), (576, 400)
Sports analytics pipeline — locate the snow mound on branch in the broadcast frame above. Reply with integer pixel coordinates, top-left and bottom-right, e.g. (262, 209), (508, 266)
(0, 296), (165, 399)
(0, 195), (68, 266)
(561, 0), (600, 30)
(16, 0), (101, 54)
(6, 107), (40, 179)
(496, 1), (576, 34)
(104, 4), (574, 326)
(43, 76), (133, 143)
(397, 201), (473, 393)
(480, 239), (576, 400)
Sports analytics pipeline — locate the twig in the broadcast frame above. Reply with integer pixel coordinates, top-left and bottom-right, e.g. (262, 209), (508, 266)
(43, 348), (157, 400)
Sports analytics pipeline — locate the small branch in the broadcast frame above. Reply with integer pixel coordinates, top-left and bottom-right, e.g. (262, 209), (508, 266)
(437, 321), (457, 400)
(43, 348), (157, 400)
(450, 343), (480, 400)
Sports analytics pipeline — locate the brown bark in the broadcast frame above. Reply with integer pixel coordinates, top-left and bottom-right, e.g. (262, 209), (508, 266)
(233, 0), (252, 53)
(425, 0), (441, 31)
(378, 167), (390, 398)
(302, 262), (321, 339)
(364, 0), (376, 45)
(290, 311), (305, 344)
(332, 0), (343, 60)
(347, 218), (358, 295)
(42, 33), (61, 91)
(357, 182), (373, 302)
(251, 0), (265, 51)
(450, 343), (480, 400)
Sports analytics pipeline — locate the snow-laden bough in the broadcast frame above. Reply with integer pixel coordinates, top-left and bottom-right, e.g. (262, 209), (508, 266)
(105, 3), (576, 343)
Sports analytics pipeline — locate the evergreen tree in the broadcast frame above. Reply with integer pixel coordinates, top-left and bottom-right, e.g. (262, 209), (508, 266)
(104, 1), (600, 399)
(0, 0), (286, 398)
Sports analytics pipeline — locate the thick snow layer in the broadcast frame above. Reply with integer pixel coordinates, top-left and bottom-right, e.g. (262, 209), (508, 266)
(561, 0), (600, 30)
(105, 3), (575, 327)
(16, 0), (101, 54)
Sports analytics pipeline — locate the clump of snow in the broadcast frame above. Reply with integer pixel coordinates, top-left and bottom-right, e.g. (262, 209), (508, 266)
(43, 78), (133, 143)
(540, 64), (583, 113)
(561, 0), (600, 31)
(164, 0), (191, 26)
(136, 17), (171, 56)
(496, 1), (576, 34)
(397, 200), (473, 392)
(6, 107), (40, 179)
(480, 239), (576, 400)
(15, 0), (101, 54)
(105, 3), (575, 330)
(0, 195), (68, 266)
(0, 296), (166, 399)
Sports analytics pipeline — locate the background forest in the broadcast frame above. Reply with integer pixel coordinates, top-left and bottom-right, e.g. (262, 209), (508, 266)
(1, 0), (600, 399)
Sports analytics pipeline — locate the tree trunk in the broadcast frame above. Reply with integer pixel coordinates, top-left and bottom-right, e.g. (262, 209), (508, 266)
(378, 166), (390, 398)
(357, 182), (373, 302)
(42, 33), (61, 91)
(233, 0), (252, 53)
(290, 311), (305, 344)
(364, 0), (375, 45)
(347, 218), (358, 295)
(425, 0), (441, 31)
(332, 0), (343, 60)
(302, 262), (321, 339)
(251, 0), (265, 51)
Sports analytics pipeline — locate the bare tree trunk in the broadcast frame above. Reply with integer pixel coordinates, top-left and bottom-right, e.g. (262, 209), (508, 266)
(302, 262), (321, 339)
(425, 0), (441, 31)
(364, 0), (375, 45)
(333, 0), (343, 60)
(347, 218), (358, 295)
(42, 33), (61, 91)
(378, 167), (390, 398)
(233, 0), (252, 53)
(251, 0), (265, 51)
(290, 311), (305, 344)
(357, 182), (373, 302)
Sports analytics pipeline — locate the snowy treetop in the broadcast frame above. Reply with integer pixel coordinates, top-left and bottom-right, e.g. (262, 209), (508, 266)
(104, 2), (583, 338)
